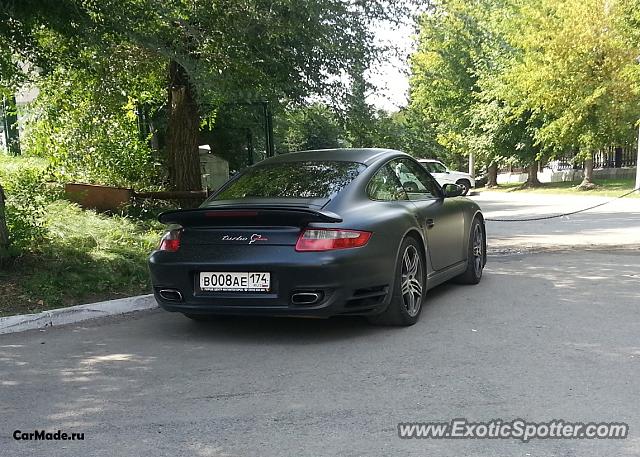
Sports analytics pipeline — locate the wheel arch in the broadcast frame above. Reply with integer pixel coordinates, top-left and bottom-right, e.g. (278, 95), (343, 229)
(386, 228), (429, 312)
(399, 227), (431, 275)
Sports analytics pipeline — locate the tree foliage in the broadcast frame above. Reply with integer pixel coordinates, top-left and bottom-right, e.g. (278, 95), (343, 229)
(408, 0), (640, 182)
(409, 0), (486, 160)
(502, 0), (639, 155)
(276, 104), (347, 153)
(2, 0), (413, 190)
(21, 47), (165, 187)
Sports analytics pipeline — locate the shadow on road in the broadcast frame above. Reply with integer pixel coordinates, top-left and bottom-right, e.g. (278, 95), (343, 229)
(144, 279), (463, 345)
(159, 313), (380, 344)
(1, 251), (640, 457)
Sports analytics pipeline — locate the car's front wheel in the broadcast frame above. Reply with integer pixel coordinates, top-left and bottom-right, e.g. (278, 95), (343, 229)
(456, 179), (471, 195)
(368, 236), (425, 326)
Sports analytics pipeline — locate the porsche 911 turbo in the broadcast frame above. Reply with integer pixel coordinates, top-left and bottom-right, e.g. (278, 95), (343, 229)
(148, 148), (486, 326)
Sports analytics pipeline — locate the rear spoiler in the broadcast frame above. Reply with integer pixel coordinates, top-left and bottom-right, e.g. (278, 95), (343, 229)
(158, 207), (343, 226)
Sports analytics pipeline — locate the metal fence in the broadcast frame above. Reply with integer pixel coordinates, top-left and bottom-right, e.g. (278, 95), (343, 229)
(500, 146), (637, 173)
(593, 146), (637, 169)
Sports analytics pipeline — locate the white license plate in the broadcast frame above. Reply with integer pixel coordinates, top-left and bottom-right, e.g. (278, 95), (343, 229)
(199, 272), (270, 292)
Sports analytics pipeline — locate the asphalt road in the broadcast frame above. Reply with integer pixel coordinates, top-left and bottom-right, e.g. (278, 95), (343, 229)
(471, 191), (640, 253)
(1, 249), (639, 457)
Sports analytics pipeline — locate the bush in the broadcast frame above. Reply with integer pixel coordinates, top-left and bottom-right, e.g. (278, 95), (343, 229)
(0, 155), (60, 253)
(0, 155), (165, 314)
(0, 198), (164, 314)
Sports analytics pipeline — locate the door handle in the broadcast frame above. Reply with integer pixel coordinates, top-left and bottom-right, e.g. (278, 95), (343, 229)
(425, 218), (435, 228)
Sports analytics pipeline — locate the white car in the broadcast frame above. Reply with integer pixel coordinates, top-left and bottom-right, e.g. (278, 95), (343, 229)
(418, 159), (475, 195)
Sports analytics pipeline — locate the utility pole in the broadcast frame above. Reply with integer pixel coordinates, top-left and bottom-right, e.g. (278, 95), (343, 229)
(246, 129), (254, 166)
(636, 123), (640, 192)
(468, 152), (475, 178)
(635, 55), (640, 192)
(0, 183), (9, 262)
(262, 101), (275, 157)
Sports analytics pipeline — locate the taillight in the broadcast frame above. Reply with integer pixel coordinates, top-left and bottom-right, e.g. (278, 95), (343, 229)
(295, 229), (372, 252)
(158, 228), (182, 252)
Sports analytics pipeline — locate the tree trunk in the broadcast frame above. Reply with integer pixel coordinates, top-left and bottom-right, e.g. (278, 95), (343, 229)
(0, 183), (9, 262)
(525, 161), (541, 187)
(487, 162), (498, 188)
(166, 60), (202, 197)
(578, 154), (597, 189)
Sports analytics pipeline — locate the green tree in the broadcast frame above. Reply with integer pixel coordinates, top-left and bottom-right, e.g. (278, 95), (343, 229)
(21, 48), (165, 187)
(501, 0), (640, 188)
(343, 68), (378, 148)
(409, 0), (484, 166)
(2, 0), (410, 193)
(408, 0), (528, 179)
(464, 0), (544, 186)
(277, 104), (347, 153)
(369, 109), (443, 158)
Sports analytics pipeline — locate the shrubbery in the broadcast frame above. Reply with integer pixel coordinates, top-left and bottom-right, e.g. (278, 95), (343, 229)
(0, 155), (164, 313)
(21, 66), (165, 189)
(0, 155), (59, 253)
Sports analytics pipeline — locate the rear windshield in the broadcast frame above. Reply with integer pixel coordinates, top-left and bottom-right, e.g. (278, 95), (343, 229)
(212, 161), (365, 200)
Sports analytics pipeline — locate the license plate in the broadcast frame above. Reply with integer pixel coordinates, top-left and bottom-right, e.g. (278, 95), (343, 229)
(199, 272), (270, 292)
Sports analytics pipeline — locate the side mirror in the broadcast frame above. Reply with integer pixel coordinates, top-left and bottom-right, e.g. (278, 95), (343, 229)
(443, 183), (464, 198)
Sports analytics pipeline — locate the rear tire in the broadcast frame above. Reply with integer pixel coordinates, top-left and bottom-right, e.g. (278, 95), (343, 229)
(368, 236), (425, 326)
(455, 218), (485, 284)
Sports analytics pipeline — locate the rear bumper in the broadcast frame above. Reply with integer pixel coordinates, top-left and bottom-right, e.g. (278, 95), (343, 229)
(148, 245), (394, 317)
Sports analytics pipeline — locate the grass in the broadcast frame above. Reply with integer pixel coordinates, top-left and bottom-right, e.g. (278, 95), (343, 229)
(0, 154), (49, 174)
(0, 200), (164, 317)
(482, 178), (640, 198)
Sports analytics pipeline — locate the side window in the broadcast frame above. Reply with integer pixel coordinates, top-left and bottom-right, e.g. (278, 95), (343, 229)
(367, 164), (408, 201)
(431, 162), (447, 173)
(419, 164), (444, 195)
(422, 162), (435, 173)
(391, 159), (442, 200)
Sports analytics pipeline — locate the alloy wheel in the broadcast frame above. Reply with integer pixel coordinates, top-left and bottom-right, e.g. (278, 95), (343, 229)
(472, 224), (484, 276)
(401, 245), (423, 317)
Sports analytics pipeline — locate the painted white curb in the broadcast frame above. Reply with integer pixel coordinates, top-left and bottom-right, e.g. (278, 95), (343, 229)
(0, 294), (158, 335)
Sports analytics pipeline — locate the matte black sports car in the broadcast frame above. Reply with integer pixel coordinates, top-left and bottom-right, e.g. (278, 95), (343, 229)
(149, 148), (486, 326)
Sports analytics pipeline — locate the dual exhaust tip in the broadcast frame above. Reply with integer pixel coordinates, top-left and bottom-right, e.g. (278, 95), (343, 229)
(291, 291), (322, 306)
(159, 289), (183, 302)
(160, 288), (322, 306)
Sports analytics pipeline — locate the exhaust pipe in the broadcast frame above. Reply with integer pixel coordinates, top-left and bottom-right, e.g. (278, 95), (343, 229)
(159, 289), (183, 302)
(291, 292), (321, 306)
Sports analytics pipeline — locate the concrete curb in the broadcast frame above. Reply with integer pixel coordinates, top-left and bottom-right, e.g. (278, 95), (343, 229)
(0, 294), (158, 335)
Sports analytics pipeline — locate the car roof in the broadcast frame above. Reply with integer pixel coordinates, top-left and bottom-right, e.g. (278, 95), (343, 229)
(417, 158), (442, 163)
(259, 148), (407, 166)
